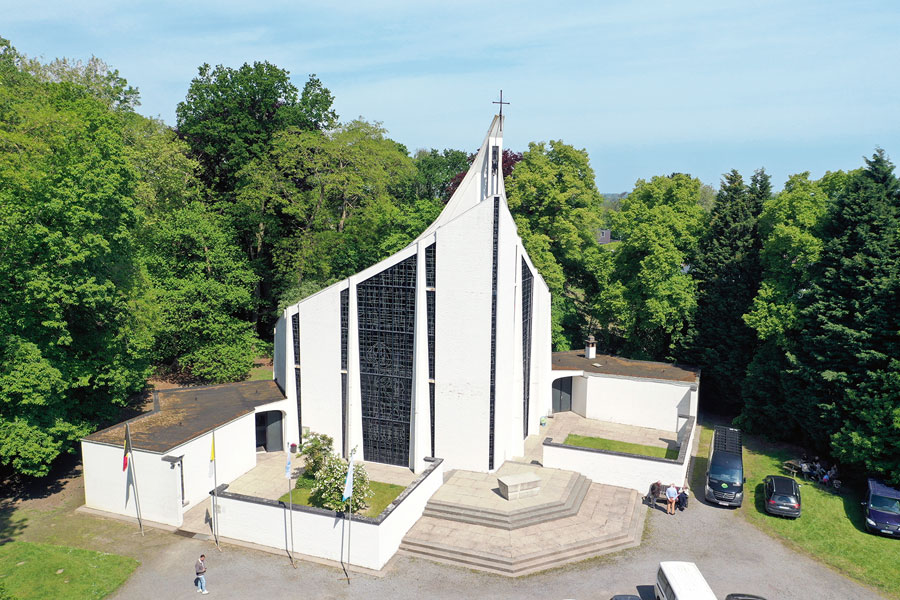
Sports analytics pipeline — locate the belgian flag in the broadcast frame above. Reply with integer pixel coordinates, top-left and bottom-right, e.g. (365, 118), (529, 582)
(122, 423), (132, 472)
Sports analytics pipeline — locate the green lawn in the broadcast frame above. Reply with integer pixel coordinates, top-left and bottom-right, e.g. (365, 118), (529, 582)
(564, 434), (679, 460)
(247, 364), (273, 381)
(0, 541), (137, 600)
(691, 422), (900, 600)
(279, 479), (406, 518)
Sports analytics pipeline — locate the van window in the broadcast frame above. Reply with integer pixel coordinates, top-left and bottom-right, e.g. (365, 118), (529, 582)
(657, 568), (673, 599)
(871, 495), (900, 514)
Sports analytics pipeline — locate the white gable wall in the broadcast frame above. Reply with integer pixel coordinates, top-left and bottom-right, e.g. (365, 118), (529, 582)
(296, 286), (343, 455)
(433, 199), (493, 471)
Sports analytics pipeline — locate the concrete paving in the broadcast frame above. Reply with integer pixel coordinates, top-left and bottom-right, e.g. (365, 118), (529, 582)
(429, 462), (575, 511)
(517, 411), (680, 464)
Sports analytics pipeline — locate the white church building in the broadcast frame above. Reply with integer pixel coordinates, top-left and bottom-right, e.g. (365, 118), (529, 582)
(274, 115), (553, 474)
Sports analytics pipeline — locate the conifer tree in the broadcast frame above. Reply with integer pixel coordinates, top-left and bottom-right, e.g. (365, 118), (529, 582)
(791, 151), (900, 483)
(687, 169), (765, 413)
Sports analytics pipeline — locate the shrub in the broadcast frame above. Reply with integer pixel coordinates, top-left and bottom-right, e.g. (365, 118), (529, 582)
(299, 430), (334, 478)
(309, 453), (373, 513)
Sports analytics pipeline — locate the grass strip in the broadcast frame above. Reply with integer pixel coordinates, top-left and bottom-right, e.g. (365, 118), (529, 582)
(279, 480), (406, 518)
(564, 434), (679, 460)
(0, 541), (137, 600)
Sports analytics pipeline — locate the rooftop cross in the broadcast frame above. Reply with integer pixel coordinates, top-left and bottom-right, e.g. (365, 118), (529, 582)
(492, 90), (509, 117)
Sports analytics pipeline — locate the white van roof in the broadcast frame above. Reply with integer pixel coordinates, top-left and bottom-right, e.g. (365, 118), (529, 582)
(659, 561), (717, 599)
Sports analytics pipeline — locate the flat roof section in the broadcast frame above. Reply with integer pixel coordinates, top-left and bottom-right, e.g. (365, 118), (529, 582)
(84, 380), (285, 453)
(552, 350), (700, 383)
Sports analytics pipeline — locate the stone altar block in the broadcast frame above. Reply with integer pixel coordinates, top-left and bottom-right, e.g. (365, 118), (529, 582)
(498, 472), (541, 500)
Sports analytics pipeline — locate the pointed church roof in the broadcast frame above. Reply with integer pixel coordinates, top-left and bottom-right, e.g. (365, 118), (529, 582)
(413, 115), (505, 242)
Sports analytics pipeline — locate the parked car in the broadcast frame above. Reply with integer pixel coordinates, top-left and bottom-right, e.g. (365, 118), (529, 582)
(763, 475), (801, 518)
(705, 426), (745, 507)
(863, 478), (900, 537)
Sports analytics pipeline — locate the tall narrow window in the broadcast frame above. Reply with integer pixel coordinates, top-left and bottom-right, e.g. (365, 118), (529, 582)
(521, 260), (534, 439)
(488, 197), (499, 469)
(291, 313), (301, 440)
(426, 243), (436, 457)
(340, 289), (348, 457)
(357, 255), (417, 466)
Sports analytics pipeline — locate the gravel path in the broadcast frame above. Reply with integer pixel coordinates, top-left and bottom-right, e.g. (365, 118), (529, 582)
(109, 491), (886, 600)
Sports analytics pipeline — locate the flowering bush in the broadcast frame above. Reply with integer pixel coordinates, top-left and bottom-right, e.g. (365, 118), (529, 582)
(309, 453), (373, 513)
(299, 430), (334, 481)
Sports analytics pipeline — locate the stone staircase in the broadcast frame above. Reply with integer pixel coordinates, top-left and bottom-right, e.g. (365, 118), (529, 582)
(421, 471), (591, 530)
(399, 467), (646, 577)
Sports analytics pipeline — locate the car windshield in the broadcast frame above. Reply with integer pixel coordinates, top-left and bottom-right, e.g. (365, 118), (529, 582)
(709, 467), (742, 485)
(871, 494), (900, 514)
(773, 494), (797, 504)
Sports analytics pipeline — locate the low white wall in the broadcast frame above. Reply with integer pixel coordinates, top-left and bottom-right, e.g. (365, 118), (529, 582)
(543, 418), (696, 493)
(215, 458), (444, 570)
(579, 374), (694, 431)
(82, 441), (182, 527)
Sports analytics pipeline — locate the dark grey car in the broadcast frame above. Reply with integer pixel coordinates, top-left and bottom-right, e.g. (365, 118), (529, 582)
(763, 475), (801, 518)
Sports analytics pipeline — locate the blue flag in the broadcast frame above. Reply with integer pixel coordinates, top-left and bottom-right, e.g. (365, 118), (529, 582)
(342, 453), (355, 503)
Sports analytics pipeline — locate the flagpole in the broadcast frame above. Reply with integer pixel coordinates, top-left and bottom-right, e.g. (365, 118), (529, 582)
(212, 430), (220, 551)
(286, 447), (296, 568)
(126, 423), (144, 537)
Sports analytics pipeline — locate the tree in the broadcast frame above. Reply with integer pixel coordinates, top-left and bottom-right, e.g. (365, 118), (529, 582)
(238, 120), (416, 308)
(686, 169), (766, 413)
(176, 63), (335, 199)
(176, 63), (339, 337)
(506, 141), (605, 349)
(603, 174), (706, 360)
(142, 202), (259, 383)
(738, 173), (831, 434)
(410, 148), (470, 202)
(0, 45), (150, 475)
(790, 151), (900, 483)
(19, 54), (140, 112)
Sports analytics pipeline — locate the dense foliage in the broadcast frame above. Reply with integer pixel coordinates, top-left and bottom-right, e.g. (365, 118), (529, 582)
(1, 36), (897, 484)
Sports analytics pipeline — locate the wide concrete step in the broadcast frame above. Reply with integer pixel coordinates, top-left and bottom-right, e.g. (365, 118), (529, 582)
(400, 487), (645, 577)
(421, 474), (591, 530)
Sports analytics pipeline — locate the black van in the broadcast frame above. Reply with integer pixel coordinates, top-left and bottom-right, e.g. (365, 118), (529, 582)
(705, 426), (745, 507)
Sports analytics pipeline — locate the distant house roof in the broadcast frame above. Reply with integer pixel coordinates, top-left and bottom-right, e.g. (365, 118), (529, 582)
(552, 350), (700, 384)
(83, 380), (285, 453)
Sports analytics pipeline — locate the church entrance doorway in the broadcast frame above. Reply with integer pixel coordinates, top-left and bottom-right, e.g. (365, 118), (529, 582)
(552, 377), (572, 413)
(255, 410), (284, 452)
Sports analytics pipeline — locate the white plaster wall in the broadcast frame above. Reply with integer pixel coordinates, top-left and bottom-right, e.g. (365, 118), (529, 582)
(493, 199), (523, 467)
(216, 459), (444, 570)
(376, 459), (445, 562)
(177, 413), (257, 510)
(571, 375), (588, 417)
(217, 495), (382, 569)
(580, 375), (691, 431)
(543, 421), (694, 493)
(273, 315), (287, 392)
(433, 200), (494, 471)
(529, 268), (553, 430)
(81, 442), (182, 527)
(296, 286), (343, 454)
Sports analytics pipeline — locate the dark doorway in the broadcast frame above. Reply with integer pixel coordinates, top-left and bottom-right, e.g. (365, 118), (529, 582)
(552, 377), (572, 413)
(255, 411), (284, 452)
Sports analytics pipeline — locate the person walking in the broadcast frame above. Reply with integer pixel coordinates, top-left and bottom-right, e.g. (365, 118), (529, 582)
(195, 554), (209, 594)
(665, 483), (678, 515)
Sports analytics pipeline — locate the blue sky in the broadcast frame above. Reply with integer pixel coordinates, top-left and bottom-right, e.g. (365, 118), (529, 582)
(3, 0), (898, 191)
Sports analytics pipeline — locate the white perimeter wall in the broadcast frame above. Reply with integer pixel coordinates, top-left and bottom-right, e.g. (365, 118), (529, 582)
(433, 200), (493, 472)
(543, 420), (696, 492)
(215, 459), (444, 570)
(575, 374), (695, 432)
